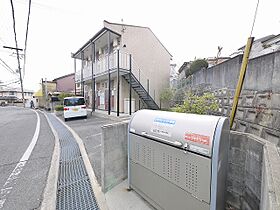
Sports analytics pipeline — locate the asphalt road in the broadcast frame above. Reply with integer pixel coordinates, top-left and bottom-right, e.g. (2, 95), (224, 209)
(0, 107), (54, 210)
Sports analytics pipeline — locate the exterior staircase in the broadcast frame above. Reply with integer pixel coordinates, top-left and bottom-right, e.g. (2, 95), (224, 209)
(122, 73), (159, 110)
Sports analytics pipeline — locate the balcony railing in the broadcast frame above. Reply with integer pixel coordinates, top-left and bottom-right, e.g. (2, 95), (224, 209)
(75, 51), (130, 82)
(75, 51), (157, 102)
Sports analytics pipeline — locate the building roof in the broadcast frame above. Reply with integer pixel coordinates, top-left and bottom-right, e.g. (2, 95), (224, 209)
(0, 87), (34, 93)
(72, 20), (172, 59)
(53, 73), (75, 81)
(238, 35), (276, 50)
(104, 20), (172, 57)
(262, 34), (280, 45)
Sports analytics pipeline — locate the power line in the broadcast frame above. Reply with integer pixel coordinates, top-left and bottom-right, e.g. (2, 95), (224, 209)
(10, 0), (25, 104)
(0, 62), (15, 74)
(0, 57), (17, 74)
(0, 79), (20, 86)
(22, 0), (32, 78)
(250, 0), (260, 37)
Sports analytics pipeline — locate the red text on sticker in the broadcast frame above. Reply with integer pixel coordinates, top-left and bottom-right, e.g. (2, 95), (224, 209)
(184, 133), (210, 145)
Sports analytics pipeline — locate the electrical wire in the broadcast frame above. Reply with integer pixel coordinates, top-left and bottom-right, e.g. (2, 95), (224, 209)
(0, 57), (17, 74)
(0, 79), (20, 86)
(22, 0), (31, 78)
(250, 0), (260, 37)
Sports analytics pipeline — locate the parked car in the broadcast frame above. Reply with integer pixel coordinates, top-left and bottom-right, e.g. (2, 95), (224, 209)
(63, 96), (87, 121)
(0, 101), (8, 106)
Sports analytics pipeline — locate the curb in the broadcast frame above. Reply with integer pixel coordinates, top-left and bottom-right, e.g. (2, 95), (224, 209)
(39, 110), (60, 210)
(88, 109), (131, 122)
(53, 114), (109, 210)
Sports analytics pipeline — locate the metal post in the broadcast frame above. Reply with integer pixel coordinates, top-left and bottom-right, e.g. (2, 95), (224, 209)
(91, 42), (95, 113)
(107, 31), (111, 115)
(147, 79), (149, 94)
(41, 78), (44, 107)
(74, 58), (77, 95)
(129, 54), (132, 115)
(230, 37), (254, 128)
(45, 78), (48, 109)
(81, 51), (84, 97)
(117, 49), (120, 116)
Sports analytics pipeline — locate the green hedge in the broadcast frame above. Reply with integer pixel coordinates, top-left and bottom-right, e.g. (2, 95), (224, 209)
(55, 104), (64, 111)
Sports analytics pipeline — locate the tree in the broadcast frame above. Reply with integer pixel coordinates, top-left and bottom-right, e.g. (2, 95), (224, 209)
(171, 92), (219, 115)
(160, 88), (174, 109)
(173, 88), (185, 104)
(185, 59), (208, 78)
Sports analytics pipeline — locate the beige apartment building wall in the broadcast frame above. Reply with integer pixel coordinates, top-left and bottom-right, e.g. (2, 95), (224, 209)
(104, 22), (171, 105)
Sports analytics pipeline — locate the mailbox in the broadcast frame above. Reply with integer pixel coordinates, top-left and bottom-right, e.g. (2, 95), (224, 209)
(128, 109), (230, 210)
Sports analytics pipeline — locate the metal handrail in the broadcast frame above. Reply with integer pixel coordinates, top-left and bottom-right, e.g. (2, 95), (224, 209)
(75, 51), (156, 101)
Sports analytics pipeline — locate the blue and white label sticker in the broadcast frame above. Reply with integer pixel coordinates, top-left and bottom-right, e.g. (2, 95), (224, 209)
(151, 117), (175, 137)
(153, 118), (176, 126)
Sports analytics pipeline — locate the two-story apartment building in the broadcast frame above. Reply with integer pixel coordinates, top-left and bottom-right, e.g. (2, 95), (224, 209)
(0, 87), (34, 104)
(72, 20), (172, 115)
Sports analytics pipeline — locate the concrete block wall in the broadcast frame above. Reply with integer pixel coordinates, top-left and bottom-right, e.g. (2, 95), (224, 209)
(212, 89), (280, 146)
(101, 121), (129, 193)
(227, 131), (280, 210)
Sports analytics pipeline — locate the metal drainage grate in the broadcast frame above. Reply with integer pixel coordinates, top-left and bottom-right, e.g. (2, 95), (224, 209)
(47, 114), (99, 210)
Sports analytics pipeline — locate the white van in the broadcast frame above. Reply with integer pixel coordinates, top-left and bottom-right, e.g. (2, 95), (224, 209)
(63, 96), (87, 121)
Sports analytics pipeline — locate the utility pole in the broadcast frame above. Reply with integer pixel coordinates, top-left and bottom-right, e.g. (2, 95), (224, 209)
(45, 78), (48, 110)
(3, 46), (25, 106)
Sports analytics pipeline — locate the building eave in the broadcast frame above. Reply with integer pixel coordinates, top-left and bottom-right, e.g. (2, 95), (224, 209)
(53, 73), (75, 81)
(72, 27), (121, 59)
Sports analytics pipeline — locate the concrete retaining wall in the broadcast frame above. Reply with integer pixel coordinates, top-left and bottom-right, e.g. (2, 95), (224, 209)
(185, 51), (280, 93)
(228, 131), (280, 210)
(101, 121), (129, 193)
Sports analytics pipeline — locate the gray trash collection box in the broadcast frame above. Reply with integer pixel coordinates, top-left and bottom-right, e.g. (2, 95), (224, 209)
(128, 110), (230, 210)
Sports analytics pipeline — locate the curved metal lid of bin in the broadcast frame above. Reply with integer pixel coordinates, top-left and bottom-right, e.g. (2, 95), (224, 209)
(129, 109), (227, 157)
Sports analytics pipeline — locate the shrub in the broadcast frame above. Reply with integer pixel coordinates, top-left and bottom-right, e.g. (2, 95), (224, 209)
(171, 92), (218, 115)
(58, 92), (74, 101)
(185, 59), (208, 77)
(160, 88), (174, 102)
(55, 104), (64, 111)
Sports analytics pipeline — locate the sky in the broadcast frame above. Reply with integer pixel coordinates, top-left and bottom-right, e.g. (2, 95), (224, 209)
(0, 0), (279, 91)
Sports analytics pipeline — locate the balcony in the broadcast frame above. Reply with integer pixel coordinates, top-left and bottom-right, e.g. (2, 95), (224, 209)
(75, 51), (130, 82)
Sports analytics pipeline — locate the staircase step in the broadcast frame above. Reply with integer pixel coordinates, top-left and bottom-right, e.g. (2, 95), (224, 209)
(122, 74), (159, 110)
